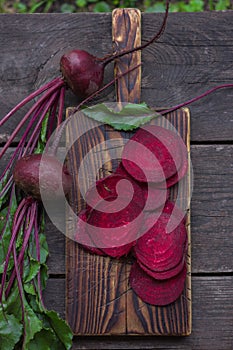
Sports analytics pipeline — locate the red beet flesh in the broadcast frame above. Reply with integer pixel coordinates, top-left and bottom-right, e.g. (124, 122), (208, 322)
(85, 173), (145, 211)
(75, 209), (106, 256)
(86, 195), (142, 256)
(122, 125), (186, 183)
(129, 261), (187, 306)
(134, 211), (187, 273)
(13, 154), (72, 200)
(115, 162), (169, 211)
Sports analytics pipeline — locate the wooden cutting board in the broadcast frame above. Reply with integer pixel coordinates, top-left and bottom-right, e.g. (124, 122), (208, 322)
(65, 9), (191, 336)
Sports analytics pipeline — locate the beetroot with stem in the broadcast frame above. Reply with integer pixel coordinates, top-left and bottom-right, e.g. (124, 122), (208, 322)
(60, 0), (170, 98)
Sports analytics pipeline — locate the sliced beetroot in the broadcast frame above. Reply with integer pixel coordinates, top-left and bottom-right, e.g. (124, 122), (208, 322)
(122, 125), (185, 183)
(162, 200), (187, 226)
(165, 141), (188, 188)
(115, 162), (169, 211)
(75, 209), (106, 256)
(87, 195), (142, 253)
(134, 211), (187, 272)
(137, 240), (187, 280)
(85, 174), (145, 211)
(100, 241), (135, 259)
(129, 261), (187, 305)
(142, 182), (169, 211)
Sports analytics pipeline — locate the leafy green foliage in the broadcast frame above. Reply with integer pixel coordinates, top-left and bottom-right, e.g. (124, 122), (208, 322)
(0, 0), (232, 14)
(0, 312), (23, 350)
(82, 102), (160, 130)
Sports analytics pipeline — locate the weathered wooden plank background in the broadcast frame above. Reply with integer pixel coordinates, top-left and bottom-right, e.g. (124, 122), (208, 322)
(1, 11), (233, 349)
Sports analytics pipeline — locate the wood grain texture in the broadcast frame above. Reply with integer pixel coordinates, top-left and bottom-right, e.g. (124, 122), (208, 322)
(66, 113), (128, 335)
(112, 8), (141, 103)
(65, 108), (191, 335)
(1, 12), (233, 142)
(44, 276), (233, 350)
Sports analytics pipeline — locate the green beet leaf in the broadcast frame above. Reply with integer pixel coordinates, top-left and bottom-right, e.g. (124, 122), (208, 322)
(0, 312), (23, 350)
(26, 329), (57, 350)
(45, 310), (73, 349)
(22, 301), (43, 349)
(82, 103), (160, 131)
(23, 257), (41, 284)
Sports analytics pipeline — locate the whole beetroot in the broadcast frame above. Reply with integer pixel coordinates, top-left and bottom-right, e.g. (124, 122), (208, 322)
(13, 154), (72, 201)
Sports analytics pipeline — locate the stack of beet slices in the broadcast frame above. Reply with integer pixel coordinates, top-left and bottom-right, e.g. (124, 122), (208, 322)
(75, 124), (189, 306)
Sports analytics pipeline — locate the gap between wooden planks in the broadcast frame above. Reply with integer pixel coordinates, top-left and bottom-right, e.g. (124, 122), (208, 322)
(65, 8), (191, 335)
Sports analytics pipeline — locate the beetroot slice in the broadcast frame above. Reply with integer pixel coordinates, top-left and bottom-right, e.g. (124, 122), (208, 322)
(122, 125), (184, 183)
(115, 162), (169, 211)
(75, 209), (106, 256)
(87, 195), (142, 256)
(134, 212), (187, 272)
(162, 200), (187, 226)
(85, 173), (145, 211)
(129, 261), (187, 306)
(137, 239), (187, 280)
(165, 141), (188, 188)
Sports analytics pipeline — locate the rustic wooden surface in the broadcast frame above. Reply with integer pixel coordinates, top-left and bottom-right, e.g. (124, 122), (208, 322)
(65, 109), (191, 336)
(1, 10), (233, 349)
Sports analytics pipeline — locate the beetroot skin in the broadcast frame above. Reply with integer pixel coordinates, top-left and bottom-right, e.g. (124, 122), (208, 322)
(13, 154), (72, 200)
(60, 50), (104, 98)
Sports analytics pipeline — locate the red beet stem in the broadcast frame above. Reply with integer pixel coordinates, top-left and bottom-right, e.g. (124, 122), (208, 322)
(0, 198), (29, 302)
(34, 209), (46, 309)
(73, 63), (141, 114)
(0, 88), (61, 184)
(23, 90), (61, 155)
(0, 97), (51, 183)
(12, 243), (26, 325)
(5, 202), (37, 298)
(0, 79), (64, 159)
(102, 0), (169, 67)
(160, 83), (233, 115)
(57, 86), (66, 126)
(0, 77), (63, 128)
(0, 184), (15, 239)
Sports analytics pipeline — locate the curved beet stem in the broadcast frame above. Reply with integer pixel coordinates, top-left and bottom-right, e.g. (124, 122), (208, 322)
(12, 242), (26, 326)
(0, 197), (29, 302)
(5, 202), (37, 298)
(34, 208), (46, 309)
(101, 0), (170, 66)
(0, 79), (64, 159)
(0, 77), (63, 128)
(47, 63), (141, 157)
(159, 83), (233, 115)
